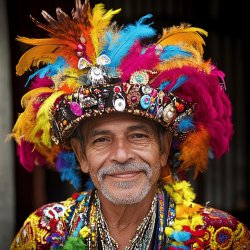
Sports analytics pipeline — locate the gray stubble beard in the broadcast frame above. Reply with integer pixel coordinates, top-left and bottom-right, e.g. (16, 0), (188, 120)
(97, 161), (159, 205)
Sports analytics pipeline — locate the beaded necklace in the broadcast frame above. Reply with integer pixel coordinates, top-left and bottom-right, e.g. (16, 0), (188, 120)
(66, 183), (174, 249)
(96, 193), (157, 249)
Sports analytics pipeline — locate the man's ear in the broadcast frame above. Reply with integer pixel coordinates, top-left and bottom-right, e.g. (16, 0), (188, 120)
(159, 130), (172, 168)
(71, 138), (89, 173)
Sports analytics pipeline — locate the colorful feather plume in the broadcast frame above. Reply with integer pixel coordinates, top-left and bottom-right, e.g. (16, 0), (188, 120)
(89, 3), (121, 57)
(179, 126), (210, 178)
(31, 91), (65, 147)
(103, 14), (156, 67)
(56, 151), (81, 189)
(15, 0), (120, 75)
(12, 0), (233, 187)
(157, 23), (208, 55)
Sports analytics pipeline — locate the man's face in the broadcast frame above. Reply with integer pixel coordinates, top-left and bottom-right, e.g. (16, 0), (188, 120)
(72, 113), (171, 205)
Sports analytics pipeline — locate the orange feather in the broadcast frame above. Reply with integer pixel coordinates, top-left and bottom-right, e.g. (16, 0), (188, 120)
(179, 125), (210, 178)
(157, 23), (208, 55)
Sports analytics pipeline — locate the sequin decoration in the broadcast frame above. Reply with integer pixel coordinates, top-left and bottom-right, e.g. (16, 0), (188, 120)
(87, 66), (108, 86)
(127, 89), (141, 108)
(130, 71), (149, 85)
(140, 95), (151, 109)
(162, 103), (176, 123)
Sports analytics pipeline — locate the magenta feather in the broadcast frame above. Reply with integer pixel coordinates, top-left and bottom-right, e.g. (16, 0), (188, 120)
(120, 41), (160, 82)
(17, 140), (46, 172)
(150, 65), (233, 158)
(173, 69), (233, 158)
(30, 76), (54, 90)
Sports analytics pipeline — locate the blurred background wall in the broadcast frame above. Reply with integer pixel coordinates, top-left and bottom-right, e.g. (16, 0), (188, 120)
(1, 0), (249, 249)
(0, 0), (14, 249)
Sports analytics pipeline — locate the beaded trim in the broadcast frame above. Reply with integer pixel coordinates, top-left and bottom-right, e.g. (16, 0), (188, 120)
(52, 70), (194, 144)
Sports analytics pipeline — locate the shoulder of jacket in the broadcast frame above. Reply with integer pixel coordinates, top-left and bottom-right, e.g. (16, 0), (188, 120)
(10, 191), (90, 249)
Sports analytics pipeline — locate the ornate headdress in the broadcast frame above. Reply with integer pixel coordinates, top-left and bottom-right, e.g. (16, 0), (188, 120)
(12, 0), (233, 189)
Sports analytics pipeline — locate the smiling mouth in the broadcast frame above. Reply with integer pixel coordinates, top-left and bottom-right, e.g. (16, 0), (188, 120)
(109, 171), (142, 179)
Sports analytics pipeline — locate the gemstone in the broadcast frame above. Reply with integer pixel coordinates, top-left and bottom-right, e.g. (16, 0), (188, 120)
(140, 95), (151, 109)
(135, 75), (144, 83)
(102, 89), (109, 98)
(142, 86), (152, 94)
(93, 67), (101, 75)
(114, 86), (121, 93)
(131, 96), (137, 102)
(70, 102), (82, 116)
(77, 51), (83, 57)
(114, 98), (126, 111)
(130, 71), (149, 85)
(156, 106), (163, 118)
(77, 44), (84, 50)
(176, 103), (184, 112)
(163, 103), (176, 122)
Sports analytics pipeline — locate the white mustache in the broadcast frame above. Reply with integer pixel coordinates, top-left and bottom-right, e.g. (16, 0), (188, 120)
(97, 162), (152, 181)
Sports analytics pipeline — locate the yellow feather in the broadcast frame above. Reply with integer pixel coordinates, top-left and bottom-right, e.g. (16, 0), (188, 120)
(157, 23), (208, 55)
(16, 45), (59, 76)
(90, 3), (121, 56)
(31, 91), (65, 147)
(12, 102), (36, 144)
(16, 36), (67, 46)
(156, 56), (212, 74)
(12, 88), (53, 144)
(21, 87), (53, 108)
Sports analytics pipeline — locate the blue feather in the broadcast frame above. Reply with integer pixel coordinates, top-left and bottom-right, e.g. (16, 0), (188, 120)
(56, 151), (81, 190)
(60, 168), (81, 190)
(169, 76), (187, 92)
(25, 56), (68, 86)
(160, 45), (191, 60)
(103, 14), (156, 67)
(172, 231), (191, 242)
(84, 178), (94, 191)
(177, 116), (195, 132)
(102, 31), (114, 55)
(159, 80), (170, 90)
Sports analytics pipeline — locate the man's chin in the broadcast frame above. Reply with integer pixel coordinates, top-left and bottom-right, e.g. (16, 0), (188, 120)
(99, 182), (151, 205)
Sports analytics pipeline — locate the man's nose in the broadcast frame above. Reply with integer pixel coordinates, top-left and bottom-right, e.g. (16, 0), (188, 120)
(110, 138), (134, 163)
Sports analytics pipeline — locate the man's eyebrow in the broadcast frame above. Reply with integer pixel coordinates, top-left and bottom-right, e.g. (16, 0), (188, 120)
(89, 129), (112, 138)
(89, 124), (152, 137)
(126, 124), (152, 133)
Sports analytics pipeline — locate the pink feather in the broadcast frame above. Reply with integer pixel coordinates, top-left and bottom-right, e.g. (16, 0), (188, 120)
(173, 69), (233, 158)
(119, 41), (160, 82)
(30, 76), (54, 90)
(17, 140), (46, 172)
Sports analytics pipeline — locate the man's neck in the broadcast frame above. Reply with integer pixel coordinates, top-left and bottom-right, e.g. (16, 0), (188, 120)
(96, 185), (157, 249)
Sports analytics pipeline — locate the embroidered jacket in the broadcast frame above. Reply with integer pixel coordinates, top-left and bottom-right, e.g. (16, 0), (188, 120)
(10, 182), (250, 249)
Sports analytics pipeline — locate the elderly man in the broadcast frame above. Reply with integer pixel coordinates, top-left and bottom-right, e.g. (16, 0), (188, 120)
(10, 0), (250, 249)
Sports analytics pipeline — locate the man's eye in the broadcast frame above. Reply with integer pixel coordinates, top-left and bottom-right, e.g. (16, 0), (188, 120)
(131, 133), (148, 139)
(93, 137), (109, 143)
